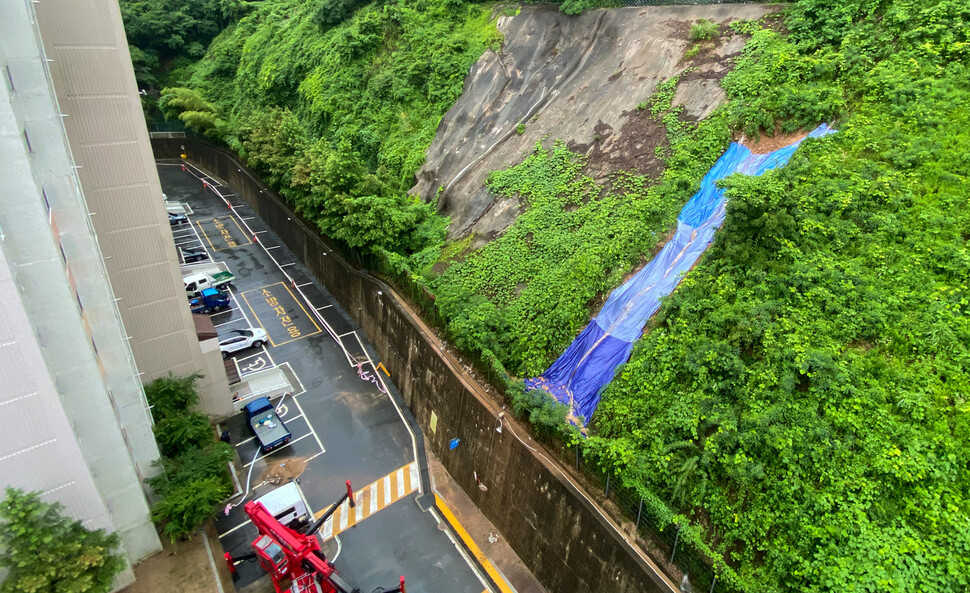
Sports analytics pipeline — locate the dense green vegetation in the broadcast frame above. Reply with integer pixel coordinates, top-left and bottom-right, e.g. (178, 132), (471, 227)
(145, 375), (233, 542)
(434, 2), (970, 591)
(0, 489), (124, 593)
(134, 0), (500, 255)
(432, 92), (731, 378)
(598, 3), (970, 591)
(121, 0), (970, 589)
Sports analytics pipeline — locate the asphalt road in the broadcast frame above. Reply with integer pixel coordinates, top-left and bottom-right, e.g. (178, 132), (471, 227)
(159, 163), (489, 593)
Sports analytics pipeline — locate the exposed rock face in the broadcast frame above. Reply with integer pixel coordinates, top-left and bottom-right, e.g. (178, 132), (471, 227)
(411, 4), (774, 240)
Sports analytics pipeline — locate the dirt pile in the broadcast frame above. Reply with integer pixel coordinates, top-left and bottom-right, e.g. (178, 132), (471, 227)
(412, 4), (775, 240)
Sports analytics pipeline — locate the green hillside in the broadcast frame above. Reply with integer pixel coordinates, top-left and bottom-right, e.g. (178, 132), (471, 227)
(123, 0), (970, 591)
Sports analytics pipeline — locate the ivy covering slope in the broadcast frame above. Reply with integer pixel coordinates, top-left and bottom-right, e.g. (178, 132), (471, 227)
(431, 1), (970, 591)
(148, 0), (501, 254)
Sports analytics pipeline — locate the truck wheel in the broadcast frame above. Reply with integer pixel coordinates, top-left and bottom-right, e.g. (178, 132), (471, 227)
(255, 340), (265, 348)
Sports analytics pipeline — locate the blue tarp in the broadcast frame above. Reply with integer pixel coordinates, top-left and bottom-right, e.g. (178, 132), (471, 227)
(527, 124), (835, 422)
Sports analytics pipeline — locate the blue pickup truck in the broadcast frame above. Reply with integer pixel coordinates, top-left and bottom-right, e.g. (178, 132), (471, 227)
(189, 288), (231, 314)
(244, 397), (292, 453)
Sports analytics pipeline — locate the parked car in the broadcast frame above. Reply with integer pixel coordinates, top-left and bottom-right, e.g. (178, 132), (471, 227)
(180, 245), (209, 263)
(189, 288), (231, 314)
(244, 397), (292, 453)
(169, 212), (188, 226)
(219, 328), (268, 359)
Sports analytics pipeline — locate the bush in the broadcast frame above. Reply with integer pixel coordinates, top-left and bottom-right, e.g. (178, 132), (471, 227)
(0, 489), (125, 593)
(689, 19), (718, 42)
(151, 478), (232, 542)
(145, 373), (201, 421)
(145, 375), (231, 541)
(152, 412), (215, 458)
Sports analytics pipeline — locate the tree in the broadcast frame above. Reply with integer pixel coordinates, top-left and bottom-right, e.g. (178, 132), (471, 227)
(0, 489), (125, 593)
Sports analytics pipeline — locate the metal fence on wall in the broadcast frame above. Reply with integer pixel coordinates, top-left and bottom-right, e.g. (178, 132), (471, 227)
(155, 138), (741, 593)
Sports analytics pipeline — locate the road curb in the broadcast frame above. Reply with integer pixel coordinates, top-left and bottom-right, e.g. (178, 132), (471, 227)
(434, 493), (516, 593)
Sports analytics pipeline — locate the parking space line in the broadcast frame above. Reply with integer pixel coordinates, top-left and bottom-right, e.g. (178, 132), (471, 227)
(290, 392), (323, 453)
(316, 305), (332, 310)
(280, 263), (296, 268)
(266, 245), (281, 250)
(217, 519), (252, 539)
(297, 282), (312, 288)
(234, 436), (256, 448)
(195, 215), (252, 252)
(210, 307), (240, 317)
(239, 282), (322, 347)
(232, 348), (267, 364)
(243, 433), (313, 468)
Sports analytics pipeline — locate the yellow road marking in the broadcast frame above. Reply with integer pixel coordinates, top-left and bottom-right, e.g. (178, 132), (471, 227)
(195, 215), (252, 251)
(239, 282), (322, 347)
(435, 494), (513, 593)
(314, 462), (420, 541)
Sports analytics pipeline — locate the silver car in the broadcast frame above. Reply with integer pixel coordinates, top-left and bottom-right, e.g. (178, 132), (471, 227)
(219, 328), (268, 359)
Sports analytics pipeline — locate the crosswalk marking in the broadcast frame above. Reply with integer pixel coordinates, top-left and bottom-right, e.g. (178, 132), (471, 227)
(314, 462), (420, 541)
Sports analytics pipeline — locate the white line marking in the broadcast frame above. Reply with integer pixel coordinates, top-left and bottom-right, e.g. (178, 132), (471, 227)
(337, 331), (355, 338)
(384, 476), (392, 506)
(217, 519), (252, 539)
(297, 282), (312, 288)
(322, 516), (334, 540)
(409, 462), (419, 492)
(234, 436), (256, 448)
(214, 319), (246, 328)
(266, 245), (280, 250)
(232, 350), (268, 364)
(290, 390), (325, 454)
(369, 484), (378, 515)
(210, 307), (241, 317)
(338, 499), (349, 531)
(316, 305), (333, 310)
(355, 496), (363, 523)
(396, 468), (406, 498)
(280, 263), (296, 268)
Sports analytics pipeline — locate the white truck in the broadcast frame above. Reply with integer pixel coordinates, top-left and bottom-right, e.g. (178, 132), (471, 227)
(182, 261), (234, 296)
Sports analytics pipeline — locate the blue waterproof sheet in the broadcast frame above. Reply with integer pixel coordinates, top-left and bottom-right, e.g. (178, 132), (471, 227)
(527, 124), (835, 422)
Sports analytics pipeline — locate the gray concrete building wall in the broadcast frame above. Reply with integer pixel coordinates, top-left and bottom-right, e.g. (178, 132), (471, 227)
(31, 0), (232, 417)
(0, 0), (159, 580)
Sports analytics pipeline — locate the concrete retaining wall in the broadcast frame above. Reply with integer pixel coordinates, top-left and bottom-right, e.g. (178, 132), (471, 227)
(152, 138), (672, 593)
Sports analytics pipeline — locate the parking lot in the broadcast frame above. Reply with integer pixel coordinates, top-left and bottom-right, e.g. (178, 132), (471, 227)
(158, 162), (491, 593)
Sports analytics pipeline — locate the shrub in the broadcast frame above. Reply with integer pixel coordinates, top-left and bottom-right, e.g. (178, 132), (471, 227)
(0, 488), (125, 593)
(689, 19), (718, 42)
(151, 478), (232, 542)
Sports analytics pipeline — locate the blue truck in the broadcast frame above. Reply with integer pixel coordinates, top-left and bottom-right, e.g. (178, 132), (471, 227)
(189, 288), (231, 314)
(244, 397), (292, 453)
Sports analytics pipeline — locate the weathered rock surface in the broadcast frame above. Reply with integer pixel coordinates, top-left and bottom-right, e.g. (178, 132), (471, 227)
(411, 4), (774, 239)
